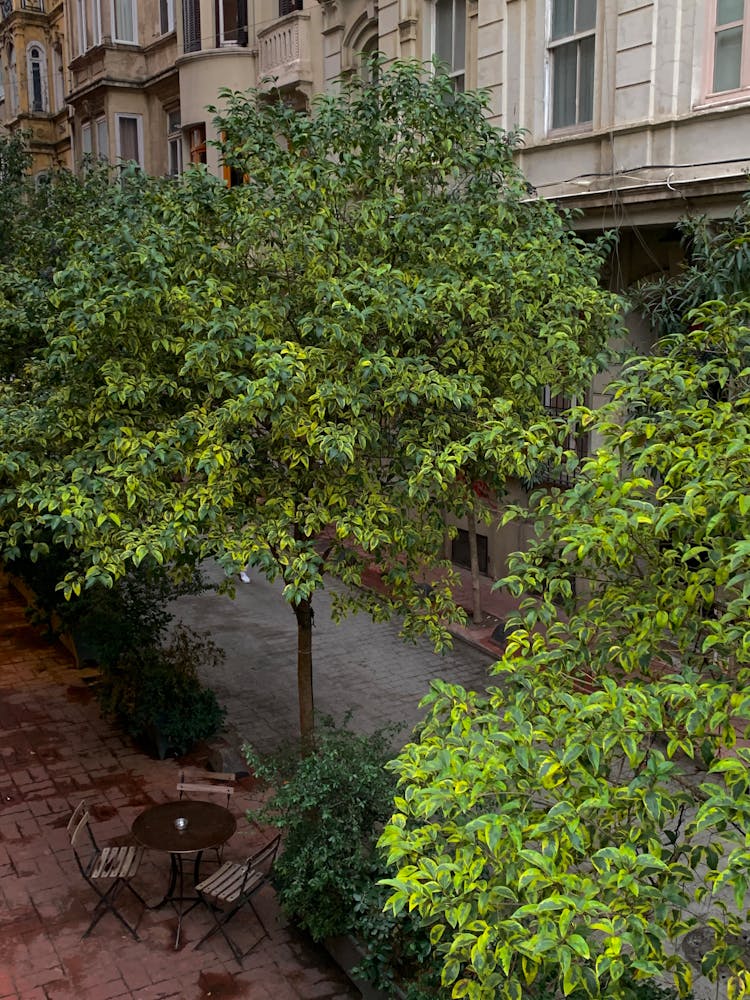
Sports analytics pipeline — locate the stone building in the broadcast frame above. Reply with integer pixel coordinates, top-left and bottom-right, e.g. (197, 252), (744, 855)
(0, 0), (69, 172)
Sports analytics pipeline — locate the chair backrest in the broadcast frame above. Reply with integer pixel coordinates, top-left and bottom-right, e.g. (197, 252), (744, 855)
(237, 834), (281, 898)
(67, 802), (98, 876)
(67, 801), (88, 842)
(177, 770), (235, 809)
(248, 834), (281, 879)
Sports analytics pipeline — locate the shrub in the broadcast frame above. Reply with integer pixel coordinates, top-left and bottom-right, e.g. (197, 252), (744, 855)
(97, 624), (226, 757)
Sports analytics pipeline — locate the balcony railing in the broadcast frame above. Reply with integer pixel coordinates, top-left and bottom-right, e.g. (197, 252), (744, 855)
(257, 11), (311, 89)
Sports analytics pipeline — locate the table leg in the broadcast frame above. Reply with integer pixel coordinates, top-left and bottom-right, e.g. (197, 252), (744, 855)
(145, 853), (179, 910)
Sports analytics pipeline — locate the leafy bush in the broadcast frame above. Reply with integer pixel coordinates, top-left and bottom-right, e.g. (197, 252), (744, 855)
(244, 717), (441, 997)
(97, 624), (226, 757)
(7, 540), (206, 665)
(245, 717), (397, 939)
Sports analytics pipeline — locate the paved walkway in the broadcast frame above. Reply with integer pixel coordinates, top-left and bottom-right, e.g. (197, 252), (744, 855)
(0, 585), (359, 1000)
(170, 562), (504, 755)
(1, 564), (509, 999)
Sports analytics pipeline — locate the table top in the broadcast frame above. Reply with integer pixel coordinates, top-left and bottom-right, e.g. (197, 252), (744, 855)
(131, 800), (237, 855)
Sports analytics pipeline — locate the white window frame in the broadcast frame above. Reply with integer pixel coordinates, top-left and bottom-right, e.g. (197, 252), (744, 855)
(114, 112), (144, 166)
(547, 0), (597, 132)
(434, 0), (466, 91)
(52, 43), (64, 110)
(160, 0), (175, 33)
(81, 121), (93, 159)
(166, 107), (182, 176)
(93, 0), (103, 46)
(76, 0), (88, 54)
(707, 0), (750, 97)
(111, 0), (138, 44)
(216, 0), (242, 46)
(8, 43), (18, 115)
(27, 42), (49, 113)
(95, 115), (108, 160)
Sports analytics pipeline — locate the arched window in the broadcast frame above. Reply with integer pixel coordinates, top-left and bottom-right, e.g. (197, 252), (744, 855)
(26, 43), (48, 113)
(359, 34), (379, 83)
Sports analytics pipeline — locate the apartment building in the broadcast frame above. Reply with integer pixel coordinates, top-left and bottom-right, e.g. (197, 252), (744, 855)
(0, 0), (69, 173)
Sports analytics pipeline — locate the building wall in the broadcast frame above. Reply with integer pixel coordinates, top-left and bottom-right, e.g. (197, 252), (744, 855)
(0, 0), (70, 172)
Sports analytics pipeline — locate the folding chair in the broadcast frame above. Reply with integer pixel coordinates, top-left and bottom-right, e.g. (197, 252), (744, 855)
(193, 834), (281, 962)
(67, 801), (146, 941)
(176, 770), (235, 810)
(176, 770), (235, 868)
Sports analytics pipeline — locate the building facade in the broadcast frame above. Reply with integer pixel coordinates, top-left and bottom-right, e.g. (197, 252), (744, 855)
(0, 0), (70, 173)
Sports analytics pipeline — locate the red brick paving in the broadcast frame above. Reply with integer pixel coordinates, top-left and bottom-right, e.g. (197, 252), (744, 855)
(0, 585), (359, 1000)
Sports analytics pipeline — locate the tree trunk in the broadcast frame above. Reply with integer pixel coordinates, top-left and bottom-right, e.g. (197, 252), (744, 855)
(467, 506), (482, 625)
(294, 597), (315, 748)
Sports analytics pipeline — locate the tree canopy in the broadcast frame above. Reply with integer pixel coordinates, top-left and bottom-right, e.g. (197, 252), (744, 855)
(379, 219), (750, 996)
(0, 63), (620, 740)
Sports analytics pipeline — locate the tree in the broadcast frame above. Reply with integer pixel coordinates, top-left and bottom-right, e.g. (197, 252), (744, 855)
(378, 285), (750, 995)
(0, 63), (620, 744)
(380, 669), (750, 1000)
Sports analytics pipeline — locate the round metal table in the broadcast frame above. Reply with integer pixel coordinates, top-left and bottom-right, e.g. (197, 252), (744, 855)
(132, 799), (237, 948)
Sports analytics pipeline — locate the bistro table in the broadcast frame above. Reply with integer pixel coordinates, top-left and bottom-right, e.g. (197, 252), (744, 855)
(132, 799), (237, 949)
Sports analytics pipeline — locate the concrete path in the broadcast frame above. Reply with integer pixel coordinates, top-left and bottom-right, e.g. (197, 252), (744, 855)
(170, 562), (496, 757)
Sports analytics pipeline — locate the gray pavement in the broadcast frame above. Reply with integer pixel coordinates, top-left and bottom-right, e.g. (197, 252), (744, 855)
(170, 561), (495, 756)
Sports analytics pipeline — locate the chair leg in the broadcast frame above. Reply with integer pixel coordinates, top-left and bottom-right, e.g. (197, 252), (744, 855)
(83, 879), (143, 942)
(193, 895), (268, 963)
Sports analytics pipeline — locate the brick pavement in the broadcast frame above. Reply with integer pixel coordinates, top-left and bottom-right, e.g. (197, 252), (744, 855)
(170, 563), (503, 756)
(0, 585), (359, 1000)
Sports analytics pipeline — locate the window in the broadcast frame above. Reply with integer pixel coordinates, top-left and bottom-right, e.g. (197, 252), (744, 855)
(548, 0), (596, 130)
(278, 0), (302, 17)
(0, 53), (5, 103)
(115, 113), (143, 166)
(112, 0), (137, 42)
(96, 116), (108, 160)
(52, 44), (64, 110)
(93, 0), (102, 45)
(27, 44), (48, 113)
(216, 0), (247, 45)
(359, 36), (379, 84)
(183, 0), (201, 51)
(188, 123), (206, 164)
(452, 529), (489, 574)
(536, 387), (588, 488)
(435, 0), (466, 91)
(167, 108), (182, 176)
(81, 121), (93, 157)
(76, 0), (88, 54)
(8, 44), (18, 115)
(711, 0), (749, 93)
(160, 0), (174, 33)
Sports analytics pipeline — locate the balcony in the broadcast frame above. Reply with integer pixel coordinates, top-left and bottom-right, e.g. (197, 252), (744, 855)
(256, 11), (311, 92)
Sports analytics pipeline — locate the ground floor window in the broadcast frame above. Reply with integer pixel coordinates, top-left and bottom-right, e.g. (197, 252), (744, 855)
(115, 113), (143, 166)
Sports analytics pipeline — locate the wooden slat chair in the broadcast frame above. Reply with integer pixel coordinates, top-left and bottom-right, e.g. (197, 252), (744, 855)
(193, 834), (281, 963)
(176, 770), (235, 868)
(177, 770), (235, 809)
(67, 801), (146, 941)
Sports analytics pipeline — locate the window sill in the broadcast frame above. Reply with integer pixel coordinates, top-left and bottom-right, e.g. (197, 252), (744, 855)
(694, 88), (750, 111)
